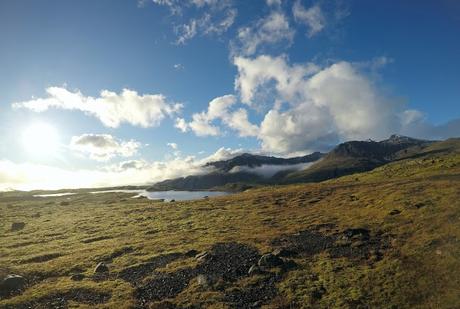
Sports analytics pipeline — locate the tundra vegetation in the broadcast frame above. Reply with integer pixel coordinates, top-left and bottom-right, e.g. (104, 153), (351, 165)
(0, 139), (459, 308)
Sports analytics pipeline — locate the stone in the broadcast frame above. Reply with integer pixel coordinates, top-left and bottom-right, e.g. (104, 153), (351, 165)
(389, 209), (401, 215)
(258, 253), (284, 268)
(1, 274), (26, 292)
(94, 262), (109, 273)
(11, 222), (25, 231)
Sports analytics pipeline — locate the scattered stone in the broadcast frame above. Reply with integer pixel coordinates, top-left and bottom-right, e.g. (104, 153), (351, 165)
(389, 209), (401, 215)
(1, 274), (26, 293)
(70, 274), (85, 281)
(169, 199), (176, 202)
(258, 253), (284, 268)
(94, 262), (109, 273)
(11, 222), (26, 231)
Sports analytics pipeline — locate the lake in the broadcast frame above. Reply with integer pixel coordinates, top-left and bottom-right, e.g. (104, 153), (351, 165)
(91, 189), (229, 201)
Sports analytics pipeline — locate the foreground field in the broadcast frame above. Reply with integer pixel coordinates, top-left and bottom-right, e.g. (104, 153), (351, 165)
(1, 145), (459, 308)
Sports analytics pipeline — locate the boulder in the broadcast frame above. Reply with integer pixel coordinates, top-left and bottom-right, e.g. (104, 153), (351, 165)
(258, 253), (284, 268)
(11, 222), (25, 231)
(342, 228), (370, 241)
(94, 262), (109, 273)
(1, 274), (26, 292)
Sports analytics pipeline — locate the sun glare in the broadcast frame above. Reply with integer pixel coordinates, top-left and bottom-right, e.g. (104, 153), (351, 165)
(22, 122), (60, 156)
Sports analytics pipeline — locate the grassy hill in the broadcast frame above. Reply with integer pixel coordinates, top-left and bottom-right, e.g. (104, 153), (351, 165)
(0, 139), (459, 308)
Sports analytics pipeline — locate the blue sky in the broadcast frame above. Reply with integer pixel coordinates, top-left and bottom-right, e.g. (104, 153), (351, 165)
(0, 0), (459, 190)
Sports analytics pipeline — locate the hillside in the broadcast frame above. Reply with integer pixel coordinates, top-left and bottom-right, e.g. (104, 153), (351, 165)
(1, 138), (459, 308)
(147, 152), (324, 191)
(148, 135), (432, 191)
(282, 135), (432, 183)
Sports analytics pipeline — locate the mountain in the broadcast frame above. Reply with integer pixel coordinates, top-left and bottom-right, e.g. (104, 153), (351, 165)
(282, 134), (432, 183)
(147, 135), (441, 192)
(147, 152), (324, 191)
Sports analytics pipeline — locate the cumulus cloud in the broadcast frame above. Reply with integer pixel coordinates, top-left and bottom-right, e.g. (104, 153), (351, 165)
(178, 95), (259, 137)
(266, 0), (282, 7)
(293, 1), (326, 37)
(12, 87), (182, 128)
(234, 11), (294, 56)
(167, 142), (178, 150)
(234, 55), (408, 153)
(70, 134), (141, 161)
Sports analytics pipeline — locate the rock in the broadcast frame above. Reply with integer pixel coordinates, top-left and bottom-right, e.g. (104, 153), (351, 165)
(272, 248), (297, 257)
(169, 199), (176, 203)
(11, 222), (25, 231)
(60, 201), (70, 206)
(248, 264), (264, 276)
(389, 209), (401, 215)
(342, 228), (370, 241)
(196, 274), (209, 288)
(258, 253), (284, 268)
(94, 262), (109, 273)
(203, 195), (209, 199)
(70, 274), (85, 281)
(31, 212), (41, 218)
(185, 249), (199, 257)
(252, 300), (263, 307)
(1, 274), (26, 292)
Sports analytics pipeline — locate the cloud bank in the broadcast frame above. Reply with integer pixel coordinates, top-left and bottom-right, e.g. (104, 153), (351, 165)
(12, 87), (182, 128)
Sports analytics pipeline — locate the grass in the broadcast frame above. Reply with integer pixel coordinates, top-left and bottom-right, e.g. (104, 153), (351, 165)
(0, 148), (459, 308)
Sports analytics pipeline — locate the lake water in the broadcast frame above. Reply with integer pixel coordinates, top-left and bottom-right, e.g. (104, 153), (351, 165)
(34, 192), (76, 197)
(91, 189), (229, 201)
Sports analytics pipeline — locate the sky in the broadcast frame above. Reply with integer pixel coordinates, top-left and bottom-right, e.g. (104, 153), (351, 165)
(0, 0), (459, 190)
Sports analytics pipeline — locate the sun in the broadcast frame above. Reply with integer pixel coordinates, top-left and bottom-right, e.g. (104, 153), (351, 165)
(22, 122), (60, 156)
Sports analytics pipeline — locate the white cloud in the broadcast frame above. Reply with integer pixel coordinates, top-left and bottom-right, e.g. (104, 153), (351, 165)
(201, 147), (244, 162)
(229, 162), (315, 178)
(0, 147), (244, 191)
(173, 63), (185, 70)
(234, 11), (294, 56)
(266, 0), (282, 7)
(179, 94), (259, 137)
(12, 87), (182, 128)
(293, 1), (326, 37)
(175, 117), (189, 132)
(70, 134), (141, 161)
(234, 55), (407, 153)
(167, 142), (178, 150)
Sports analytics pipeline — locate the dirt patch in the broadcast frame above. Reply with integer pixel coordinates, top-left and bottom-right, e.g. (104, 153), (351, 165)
(224, 275), (279, 308)
(20, 253), (62, 264)
(196, 242), (260, 282)
(118, 252), (185, 285)
(3, 288), (111, 309)
(97, 246), (135, 263)
(135, 268), (197, 307)
(81, 235), (112, 243)
(271, 230), (336, 257)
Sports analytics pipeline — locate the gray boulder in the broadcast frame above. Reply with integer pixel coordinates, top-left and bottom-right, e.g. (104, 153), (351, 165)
(11, 222), (25, 231)
(1, 274), (26, 292)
